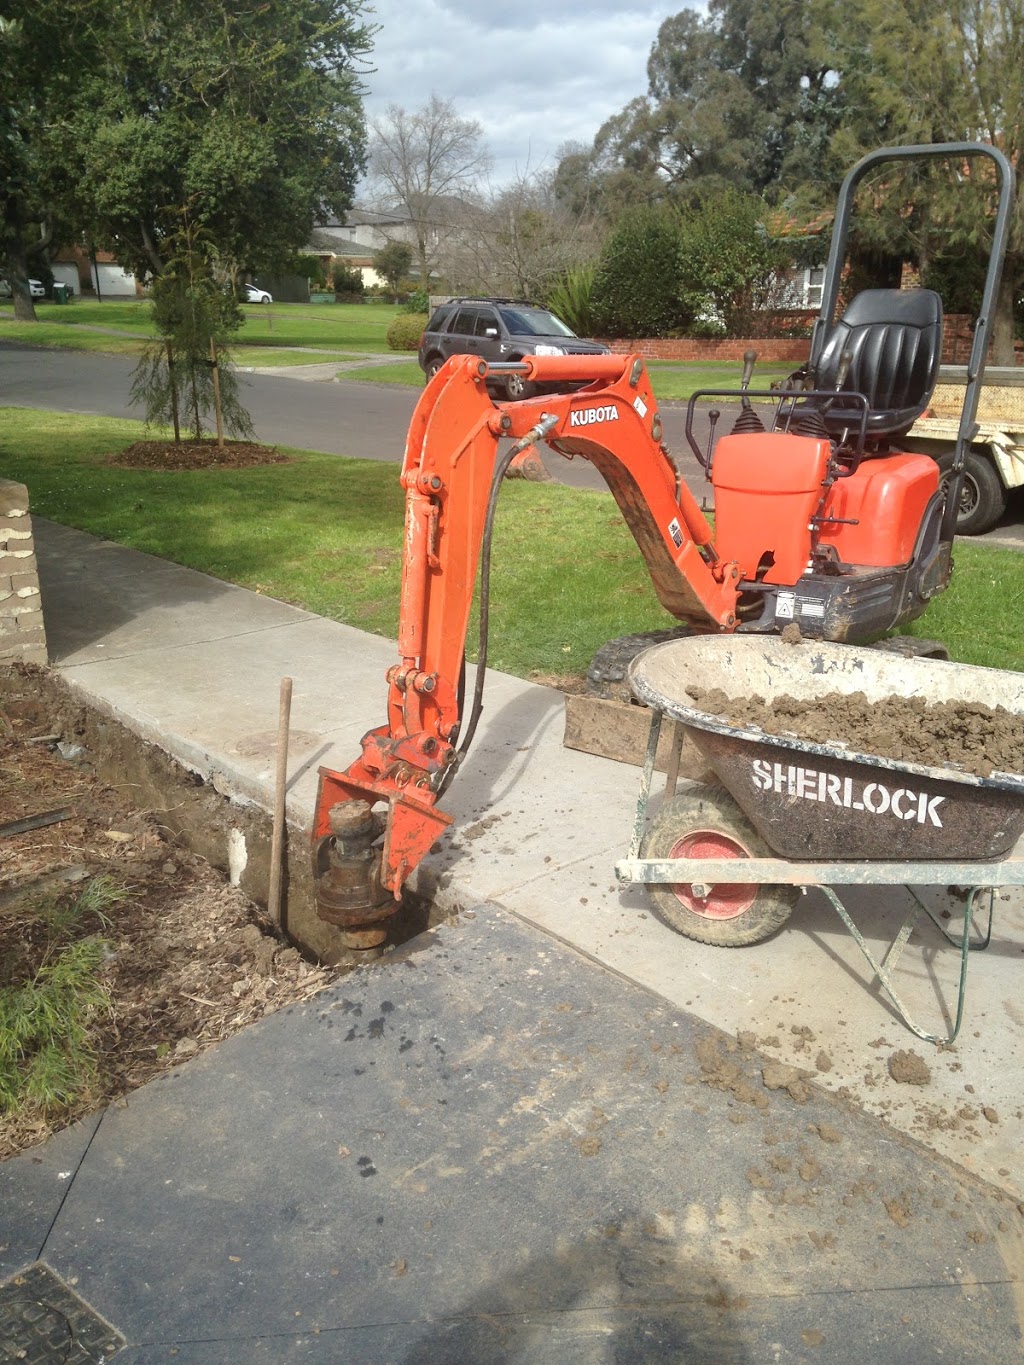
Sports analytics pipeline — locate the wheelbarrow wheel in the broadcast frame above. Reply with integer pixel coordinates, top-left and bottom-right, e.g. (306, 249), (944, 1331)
(640, 785), (798, 947)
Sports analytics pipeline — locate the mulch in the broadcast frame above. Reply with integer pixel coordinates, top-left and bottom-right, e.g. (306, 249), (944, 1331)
(0, 668), (335, 1160)
(110, 440), (291, 471)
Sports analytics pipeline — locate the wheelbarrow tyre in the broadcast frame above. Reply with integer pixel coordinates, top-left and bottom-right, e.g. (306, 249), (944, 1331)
(640, 785), (798, 947)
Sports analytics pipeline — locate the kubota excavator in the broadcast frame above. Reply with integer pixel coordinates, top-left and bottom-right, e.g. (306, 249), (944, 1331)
(311, 142), (1013, 948)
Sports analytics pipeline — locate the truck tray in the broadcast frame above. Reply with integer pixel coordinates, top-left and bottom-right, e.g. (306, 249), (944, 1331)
(628, 637), (1024, 861)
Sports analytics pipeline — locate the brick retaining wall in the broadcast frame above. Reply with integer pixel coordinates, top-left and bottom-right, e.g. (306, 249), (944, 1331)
(0, 480), (48, 665)
(597, 317), (1023, 367)
(599, 337), (811, 363)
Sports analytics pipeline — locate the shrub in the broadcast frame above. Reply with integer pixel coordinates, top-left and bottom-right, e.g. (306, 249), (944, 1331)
(293, 252), (327, 288)
(332, 264), (365, 297)
(387, 311), (428, 351)
(677, 190), (788, 338)
(374, 241), (414, 301)
(546, 265), (596, 336)
(592, 205), (684, 338)
(401, 288), (430, 315)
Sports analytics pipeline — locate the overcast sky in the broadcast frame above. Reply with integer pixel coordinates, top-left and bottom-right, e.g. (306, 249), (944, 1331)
(360, 0), (678, 191)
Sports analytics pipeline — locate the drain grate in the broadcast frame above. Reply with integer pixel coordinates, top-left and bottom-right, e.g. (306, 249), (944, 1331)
(0, 1262), (124, 1363)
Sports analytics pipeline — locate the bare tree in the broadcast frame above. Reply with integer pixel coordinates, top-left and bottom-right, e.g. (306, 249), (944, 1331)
(485, 170), (601, 299)
(437, 166), (601, 301)
(367, 94), (491, 287)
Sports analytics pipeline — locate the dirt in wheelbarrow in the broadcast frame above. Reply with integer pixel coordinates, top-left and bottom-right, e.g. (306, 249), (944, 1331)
(687, 688), (1021, 779)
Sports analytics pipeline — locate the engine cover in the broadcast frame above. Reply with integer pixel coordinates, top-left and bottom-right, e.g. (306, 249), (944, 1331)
(817, 452), (940, 567)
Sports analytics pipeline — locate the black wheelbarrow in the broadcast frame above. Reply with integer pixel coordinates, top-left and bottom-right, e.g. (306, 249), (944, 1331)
(615, 636), (1024, 1043)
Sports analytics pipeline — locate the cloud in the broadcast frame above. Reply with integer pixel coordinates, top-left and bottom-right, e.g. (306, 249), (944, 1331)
(361, 0), (673, 185)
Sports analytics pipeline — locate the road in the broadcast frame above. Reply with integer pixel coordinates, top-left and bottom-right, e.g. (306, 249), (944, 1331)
(0, 341), (715, 500)
(2, 341), (1021, 545)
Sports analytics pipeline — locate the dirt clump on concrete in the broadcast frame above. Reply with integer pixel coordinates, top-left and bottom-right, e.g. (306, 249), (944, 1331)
(887, 1049), (932, 1086)
(761, 1060), (812, 1103)
(0, 666), (336, 1160)
(694, 1034), (770, 1108)
(687, 687), (1020, 779)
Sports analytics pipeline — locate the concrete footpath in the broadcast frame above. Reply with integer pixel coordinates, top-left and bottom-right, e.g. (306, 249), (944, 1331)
(1, 519), (1023, 1361)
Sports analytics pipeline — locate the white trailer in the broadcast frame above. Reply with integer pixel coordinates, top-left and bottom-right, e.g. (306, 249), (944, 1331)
(906, 366), (1024, 534)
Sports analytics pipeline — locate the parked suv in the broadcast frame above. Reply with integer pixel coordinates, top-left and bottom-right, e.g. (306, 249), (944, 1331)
(418, 297), (609, 400)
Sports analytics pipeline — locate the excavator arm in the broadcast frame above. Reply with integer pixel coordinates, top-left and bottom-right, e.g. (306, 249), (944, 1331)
(312, 351), (741, 945)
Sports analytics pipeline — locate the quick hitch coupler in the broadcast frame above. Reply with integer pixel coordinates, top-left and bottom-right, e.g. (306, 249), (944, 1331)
(312, 800), (395, 950)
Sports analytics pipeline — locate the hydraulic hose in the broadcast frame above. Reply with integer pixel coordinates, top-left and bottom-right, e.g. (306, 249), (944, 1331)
(440, 413), (558, 788)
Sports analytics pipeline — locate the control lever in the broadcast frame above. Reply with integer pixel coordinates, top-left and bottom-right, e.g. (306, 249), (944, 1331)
(834, 349), (853, 394)
(821, 349), (853, 417)
(704, 408), (720, 472)
(740, 348), (757, 409)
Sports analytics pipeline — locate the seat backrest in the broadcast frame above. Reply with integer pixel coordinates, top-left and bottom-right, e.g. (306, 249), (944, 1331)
(812, 288), (943, 439)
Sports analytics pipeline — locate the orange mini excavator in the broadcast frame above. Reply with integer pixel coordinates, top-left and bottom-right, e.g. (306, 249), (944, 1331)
(311, 142), (1013, 947)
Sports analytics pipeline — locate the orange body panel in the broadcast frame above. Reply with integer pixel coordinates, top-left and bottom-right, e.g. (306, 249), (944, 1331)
(818, 454), (939, 566)
(712, 432), (832, 584)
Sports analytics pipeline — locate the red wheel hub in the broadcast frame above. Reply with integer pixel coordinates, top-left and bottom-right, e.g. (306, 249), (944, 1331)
(667, 830), (755, 919)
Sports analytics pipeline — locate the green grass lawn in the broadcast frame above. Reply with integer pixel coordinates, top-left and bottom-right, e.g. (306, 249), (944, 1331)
(335, 358), (797, 400)
(337, 360), (424, 385)
(0, 299), (404, 357)
(1, 407), (1020, 677)
(646, 360), (794, 401)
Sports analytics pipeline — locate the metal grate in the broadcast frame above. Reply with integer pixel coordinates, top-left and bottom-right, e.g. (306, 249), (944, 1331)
(0, 1262), (124, 1363)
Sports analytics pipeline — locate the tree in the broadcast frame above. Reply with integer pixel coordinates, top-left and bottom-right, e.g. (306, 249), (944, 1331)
(592, 204), (685, 338)
(373, 241), (412, 300)
(465, 169), (600, 301)
(66, 0), (374, 283)
(0, 2), (107, 319)
(824, 0), (1024, 361)
(555, 2), (839, 215)
(367, 94), (491, 286)
(131, 221), (254, 446)
(677, 190), (788, 335)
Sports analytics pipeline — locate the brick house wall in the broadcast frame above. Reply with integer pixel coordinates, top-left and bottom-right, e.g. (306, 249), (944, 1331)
(0, 480), (48, 665)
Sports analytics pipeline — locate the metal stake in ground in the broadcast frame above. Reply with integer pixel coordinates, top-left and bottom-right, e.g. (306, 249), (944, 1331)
(209, 336), (225, 451)
(268, 676), (292, 925)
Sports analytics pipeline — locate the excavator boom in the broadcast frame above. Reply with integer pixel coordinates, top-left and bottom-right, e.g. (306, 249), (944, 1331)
(312, 351), (741, 938)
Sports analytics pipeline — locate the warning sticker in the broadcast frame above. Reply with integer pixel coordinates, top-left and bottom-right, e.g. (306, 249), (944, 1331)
(668, 518), (683, 548)
(633, 395), (649, 419)
(775, 593), (824, 622)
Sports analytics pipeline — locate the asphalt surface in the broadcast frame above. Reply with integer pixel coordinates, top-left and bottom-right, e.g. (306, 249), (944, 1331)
(3, 340), (1023, 544)
(0, 340), (720, 502)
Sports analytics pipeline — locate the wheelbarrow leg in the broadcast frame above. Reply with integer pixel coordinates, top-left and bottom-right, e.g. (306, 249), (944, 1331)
(628, 709), (662, 860)
(628, 711), (686, 859)
(818, 883), (994, 1046)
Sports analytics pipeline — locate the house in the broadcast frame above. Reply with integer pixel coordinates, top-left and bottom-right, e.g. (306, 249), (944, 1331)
(307, 197), (487, 290)
(50, 244), (143, 298)
(306, 208), (411, 289)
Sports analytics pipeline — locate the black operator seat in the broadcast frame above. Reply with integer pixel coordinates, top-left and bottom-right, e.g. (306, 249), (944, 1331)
(812, 288), (944, 439)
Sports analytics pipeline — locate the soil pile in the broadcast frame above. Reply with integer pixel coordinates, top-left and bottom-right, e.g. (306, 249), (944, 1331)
(688, 687), (1021, 779)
